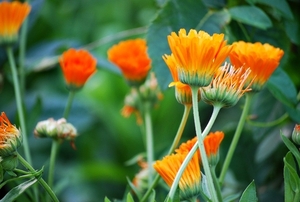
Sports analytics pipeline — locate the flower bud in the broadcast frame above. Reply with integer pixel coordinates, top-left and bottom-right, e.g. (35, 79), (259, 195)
(292, 124), (300, 145)
(0, 152), (18, 171)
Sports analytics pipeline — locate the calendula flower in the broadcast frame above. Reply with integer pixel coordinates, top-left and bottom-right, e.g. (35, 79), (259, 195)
(229, 41), (284, 91)
(204, 131), (224, 166)
(175, 136), (200, 160)
(0, 1), (31, 45)
(167, 29), (232, 87)
(153, 152), (201, 200)
(107, 39), (151, 85)
(0, 112), (22, 157)
(201, 63), (252, 108)
(292, 124), (300, 145)
(59, 48), (97, 90)
(163, 54), (198, 105)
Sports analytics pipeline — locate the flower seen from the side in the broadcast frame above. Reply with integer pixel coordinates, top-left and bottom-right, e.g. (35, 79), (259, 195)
(163, 54), (198, 105)
(201, 63), (252, 108)
(229, 41), (284, 91)
(107, 39), (151, 85)
(153, 152), (201, 200)
(59, 48), (97, 90)
(0, 112), (22, 157)
(0, 1), (31, 45)
(292, 124), (300, 145)
(204, 131), (224, 166)
(167, 29), (232, 87)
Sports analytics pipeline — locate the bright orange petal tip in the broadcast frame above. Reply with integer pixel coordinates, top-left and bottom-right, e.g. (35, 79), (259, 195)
(204, 131), (224, 166)
(107, 39), (151, 84)
(59, 48), (97, 90)
(166, 29), (232, 87)
(229, 41), (284, 91)
(0, 1), (31, 45)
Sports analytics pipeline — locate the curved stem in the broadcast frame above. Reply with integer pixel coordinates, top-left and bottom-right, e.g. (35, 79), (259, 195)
(6, 47), (32, 164)
(17, 153), (59, 202)
(168, 105), (221, 199)
(144, 101), (154, 185)
(47, 140), (60, 188)
(219, 93), (254, 185)
(141, 105), (191, 202)
(247, 113), (288, 128)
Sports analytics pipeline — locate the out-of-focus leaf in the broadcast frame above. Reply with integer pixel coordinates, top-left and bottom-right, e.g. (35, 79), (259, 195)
(255, 0), (293, 20)
(94, 55), (121, 75)
(202, 0), (226, 9)
(284, 19), (300, 45)
(126, 192), (135, 202)
(0, 178), (38, 202)
(239, 180), (258, 202)
(284, 104), (300, 123)
(229, 6), (272, 30)
(284, 152), (300, 202)
(266, 68), (298, 108)
(281, 132), (300, 166)
(104, 197), (112, 202)
(198, 9), (231, 35)
(224, 193), (241, 202)
(126, 177), (142, 200)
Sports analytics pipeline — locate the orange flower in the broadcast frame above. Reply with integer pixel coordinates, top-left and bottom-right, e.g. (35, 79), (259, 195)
(167, 29), (232, 87)
(153, 152), (201, 200)
(229, 41), (284, 91)
(175, 136), (200, 159)
(201, 63), (252, 107)
(163, 54), (197, 105)
(204, 131), (224, 166)
(59, 48), (97, 90)
(107, 39), (151, 84)
(0, 1), (31, 45)
(0, 112), (22, 157)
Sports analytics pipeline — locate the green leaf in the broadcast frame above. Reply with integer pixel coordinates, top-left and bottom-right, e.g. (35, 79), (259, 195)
(126, 177), (142, 200)
(239, 180), (258, 202)
(228, 6), (272, 29)
(255, 0), (293, 20)
(284, 152), (297, 202)
(147, 0), (208, 89)
(202, 0), (226, 9)
(281, 132), (300, 167)
(126, 192), (135, 202)
(198, 9), (231, 34)
(266, 68), (298, 108)
(284, 152), (300, 191)
(224, 193), (242, 202)
(0, 178), (38, 202)
(104, 197), (112, 202)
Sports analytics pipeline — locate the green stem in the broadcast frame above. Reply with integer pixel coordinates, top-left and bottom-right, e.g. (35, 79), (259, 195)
(144, 101), (154, 185)
(6, 47), (32, 164)
(17, 153), (59, 202)
(191, 87), (218, 202)
(219, 93), (254, 185)
(247, 113), (288, 128)
(140, 105), (191, 202)
(63, 91), (76, 119)
(168, 105), (192, 153)
(47, 140), (60, 188)
(211, 166), (223, 202)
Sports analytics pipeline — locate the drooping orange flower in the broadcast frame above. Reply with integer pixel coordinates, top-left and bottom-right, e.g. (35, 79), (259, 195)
(0, 112), (22, 157)
(167, 29), (232, 87)
(107, 39), (151, 84)
(229, 41), (284, 91)
(201, 63), (252, 108)
(0, 1), (31, 45)
(153, 152), (201, 200)
(59, 48), (97, 90)
(163, 54), (197, 105)
(204, 131), (224, 157)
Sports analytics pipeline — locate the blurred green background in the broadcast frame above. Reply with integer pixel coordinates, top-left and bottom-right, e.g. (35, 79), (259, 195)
(0, 0), (299, 201)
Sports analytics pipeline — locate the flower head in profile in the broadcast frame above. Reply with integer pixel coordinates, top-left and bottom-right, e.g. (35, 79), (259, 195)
(163, 54), (198, 105)
(153, 152), (201, 200)
(201, 63), (252, 108)
(107, 39), (151, 85)
(59, 48), (97, 90)
(0, 112), (22, 157)
(167, 29), (232, 87)
(0, 1), (31, 45)
(229, 41), (284, 91)
(204, 131), (224, 166)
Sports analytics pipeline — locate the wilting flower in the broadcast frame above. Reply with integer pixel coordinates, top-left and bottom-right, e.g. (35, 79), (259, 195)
(59, 48), (97, 90)
(153, 152), (201, 200)
(0, 1), (31, 45)
(204, 131), (224, 166)
(0, 112), (22, 157)
(132, 157), (149, 195)
(163, 54), (198, 105)
(201, 63), (252, 108)
(34, 118), (77, 148)
(229, 41), (284, 91)
(107, 39), (151, 85)
(121, 88), (143, 125)
(167, 29), (232, 87)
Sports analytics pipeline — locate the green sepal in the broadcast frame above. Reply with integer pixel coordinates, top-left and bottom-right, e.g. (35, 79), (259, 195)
(281, 132), (300, 166)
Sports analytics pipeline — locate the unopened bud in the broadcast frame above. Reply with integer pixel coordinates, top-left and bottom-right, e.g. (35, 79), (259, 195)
(1, 152), (18, 171)
(292, 124), (300, 145)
